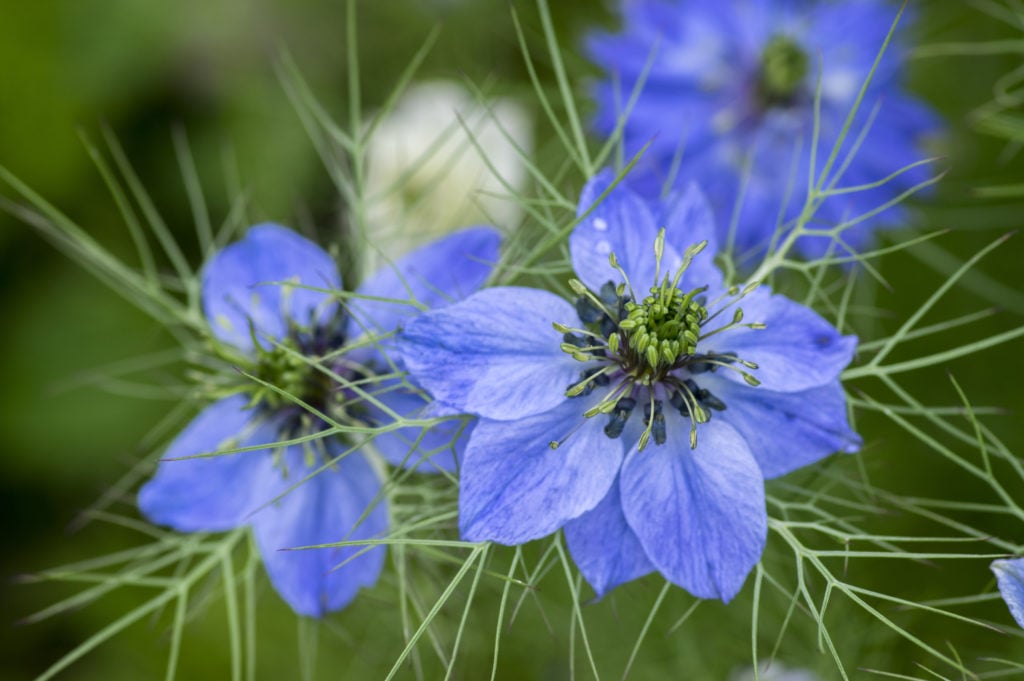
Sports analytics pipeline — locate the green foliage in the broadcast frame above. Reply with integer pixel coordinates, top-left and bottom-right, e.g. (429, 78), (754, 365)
(2, 1), (1024, 680)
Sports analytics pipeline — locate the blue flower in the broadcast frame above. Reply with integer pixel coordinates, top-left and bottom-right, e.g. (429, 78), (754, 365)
(139, 223), (500, 616)
(588, 0), (940, 265)
(992, 558), (1024, 629)
(396, 172), (860, 601)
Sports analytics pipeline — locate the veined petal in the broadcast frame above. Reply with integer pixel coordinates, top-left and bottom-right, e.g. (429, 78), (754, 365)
(367, 379), (467, 473)
(460, 398), (624, 545)
(347, 226), (501, 339)
(709, 288), (857, 392)
(571, 169), (663, 294)
(138, 396), (282, 532)
(251, 446), (388, 618)
(620, 417), (766, 602)
(397, 287), (582, 421)
(203, 224), (341, 353)
(564, 477), (655, 599)
(993, 558), (1024, 630)
(658, 182), (724, 292)
(703, 376), (861, 479)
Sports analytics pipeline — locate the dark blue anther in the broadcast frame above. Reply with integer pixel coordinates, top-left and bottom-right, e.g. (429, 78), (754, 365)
(604, 397), (637, 439)
(567, 380), (593, 397)
(709, 352), (737, 373)
(567, 367), (611, 399)
(669, 389), (690, 416)
(600, 315), (618, 339)
(688, 361), (713, 374)
(582, 367), (611, 387)
(645, 400), (667, 445)
(701, 390), (727, 411)
(575, 297), (603, 324)
(563, 332), (588, 348)
(599, 281), (619, 308)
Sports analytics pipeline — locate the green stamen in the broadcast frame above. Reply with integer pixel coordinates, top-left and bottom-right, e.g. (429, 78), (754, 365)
(621, 284), (708, 376)
(250, 340), (330, 411)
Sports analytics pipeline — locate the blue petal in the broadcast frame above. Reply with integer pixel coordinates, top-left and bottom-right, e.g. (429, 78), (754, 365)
(367, 380), (467, 473)
(657, 182), (725, 292)
(251, 446), (388, 617)
(702, 376), (861, 479)
(708, 288), (857, 392)
(571, 169), (663, 294)
(564, 476), (655, 598)
(659, 182), (719, 254)
(138, 396), (283, 532)
(620, 417), (766, 602)
(347, 226), (501, 340)
(397, 287), (583, 421)
(459, 397), (623, 545)
(993, 559), (1024, 630)
(202, 224), (341, 353)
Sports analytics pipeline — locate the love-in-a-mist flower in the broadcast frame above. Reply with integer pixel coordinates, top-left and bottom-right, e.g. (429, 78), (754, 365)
(992, 558), (1024, 629)
(588, 0), (939, 264)
(397, 171), (860, 601)
(139, 223), (499, 616)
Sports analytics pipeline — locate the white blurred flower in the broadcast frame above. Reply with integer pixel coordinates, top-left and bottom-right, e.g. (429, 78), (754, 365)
(730, 662), (821, 681)
(361, 80), (532, 273)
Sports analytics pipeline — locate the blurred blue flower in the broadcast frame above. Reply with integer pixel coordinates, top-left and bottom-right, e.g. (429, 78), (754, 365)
(992, 558), (1024, 629)
(397, 172), (860, 601)
(588, 0), (940, 265)
(139, 223), (500, 616)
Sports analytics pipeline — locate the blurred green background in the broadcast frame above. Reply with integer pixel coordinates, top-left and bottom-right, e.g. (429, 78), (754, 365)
(2, 1), (1023, 679)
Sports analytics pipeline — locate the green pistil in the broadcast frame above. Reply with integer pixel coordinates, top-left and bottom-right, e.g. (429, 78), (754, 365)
(250, 340), (331, 412)
(619, 284), (708, 377)
(758, 34), (809, 106)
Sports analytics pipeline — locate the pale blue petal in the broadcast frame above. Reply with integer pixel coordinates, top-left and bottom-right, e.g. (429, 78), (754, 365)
(657, 183), (724, 293)
(620, 417), (766, 602)
(564, 477), (655, 598)
(397, 287), (583, 421)
(202, 224), (341, 353)
(460, 397), (623, 545)
(993, 558), (1024, 629)
(367, 381), (466, 473)
(251, 447), (387, 618)
(707, 288), (857, 392)
(702, 376), (861, 479)
(659, 182), (718, 251)
(138, 396), (282, 532)
(346, 226), (501, 340)
(571, 169), (663, 294)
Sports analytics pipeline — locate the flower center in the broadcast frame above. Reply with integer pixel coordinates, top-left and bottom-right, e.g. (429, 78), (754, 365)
(233, 315), (365, 438)
(555, 232), (763, 451)
(757, 34), (809, 107)
(252, 339), (334, 413)
(619, 284), (708, 382)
